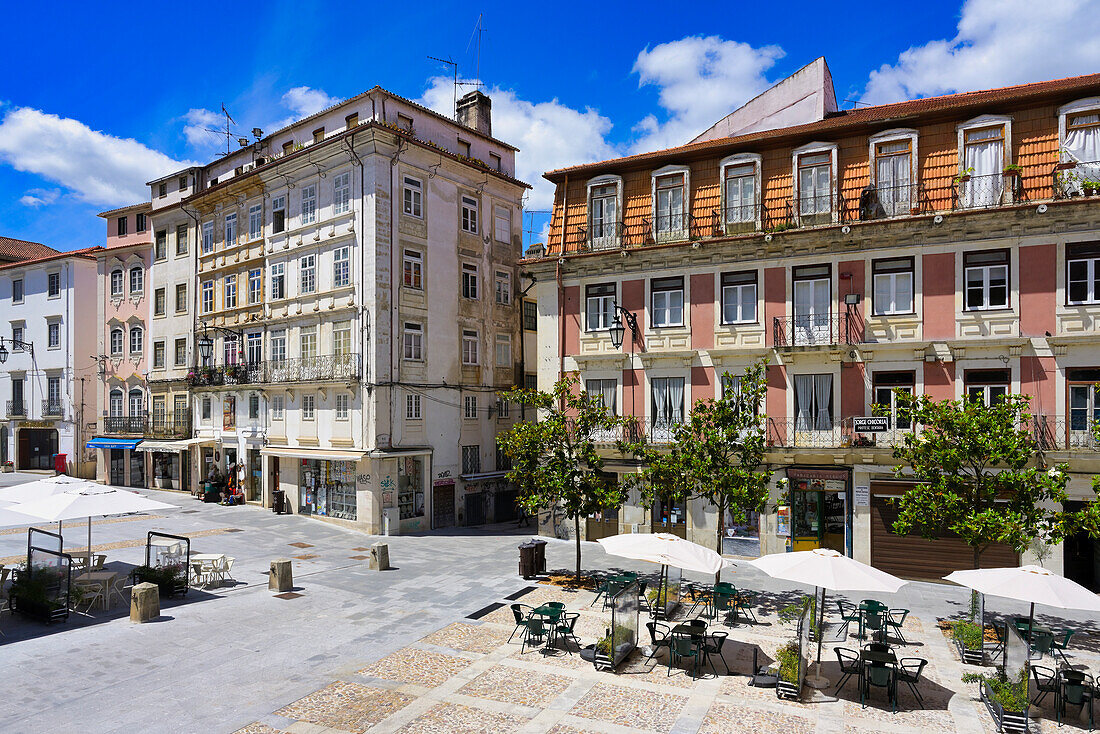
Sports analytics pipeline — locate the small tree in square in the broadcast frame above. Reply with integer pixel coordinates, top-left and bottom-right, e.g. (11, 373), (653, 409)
(497, 374), (626, 578)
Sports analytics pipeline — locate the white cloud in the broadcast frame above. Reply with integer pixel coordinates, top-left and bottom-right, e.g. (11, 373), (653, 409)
(0, 107), (197, 208)
(282, 86), (340, 117)
(632, 36), (785, 151)
(863, 0), (1100, 104)
(19, 187), (60, 207)
(182, 108), (225, 150)
(183, 87), (342, 155)
(419, 77), (619, 211)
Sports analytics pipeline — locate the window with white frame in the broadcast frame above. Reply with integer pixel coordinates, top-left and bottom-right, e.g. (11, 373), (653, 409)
(249, 393), (260, 420)
(175, 283), (187, 313)
(461, 262), (478, 299)
(129, 324), (143, 354)
(333, 320), (351, 355)
(495, 334), (511, 366)
(48, 321), (60, 348)
(403, 249), (422, 289)
(872, 258), (914, 315)
(335, 393), (349, 420)
(585, 379), (617, 414)
(586, 283), (616, 331)
(272, 195), (286, 234)
(461, 329), (478, 365)
(721, 271), (757, 324)
(872, 371), (913, 431)
(201, 281), (213, 314)
(589, 181), (619, 245)
(302, 393), (315, 420)
(11, 278), (23, 303)
(271, 394), (284, 420)
(402, 176), (422, 218)
(248, 204), (262, 240)
(960, 121), (1007, 207)
(651, 276), (684, 327)
(109, 388), (124, 417)
(128, 388), (144, 417)
(201, 396), (212, 421)
(793, 373), (833, 431)
(201, 221), (214, 254)
(176, 223), (188, 255)
(333, 172), (350, 215)
(154, 230), (167, 261)
(494, 205), (510, 242)
(654, 172), (685, 235)
(333, 246), (350, 288)
(464, 395), (478, 419)
(47, 376), (61, 410)
(223, 334), (238, 365)
(223, 274), (237, 309)
(270, 262), (285, 299)
(965, 369), (1009, 406)
(406, 393), (421, 420)
(964, 249), (1009, 311)
(403, 322), (423, 361)
(174, 337), (187, 366)
(154, 288), (166, 316)
(461, 195), (478, 233)
(47, 271), (61, 297)
(12, 325), (24, 350)
(723, 163), (757, 226)
(873, 138), (914, 216)
(494, 270), (511, 305)
(299, 325), (317, 359)
(650, 377), (685, 434)
(797, 151), (832, 221)
(246, 332), (262, 364)
(224, 212), (237, 246)
(300, 254), (316, 294)
(300, 184), (317, 225)
(1068, 243), (1100, 304)
(248, 268), (261, 304)
(496, 398), (510, 419)
(109, 270), (123, 297)
(269, 329), (286, 363)
(1059, 100), (1100, 195)
(129, 266), (143, 294)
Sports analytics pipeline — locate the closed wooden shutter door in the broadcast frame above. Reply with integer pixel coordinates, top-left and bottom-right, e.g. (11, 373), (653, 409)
(870, 485), (1018, 581)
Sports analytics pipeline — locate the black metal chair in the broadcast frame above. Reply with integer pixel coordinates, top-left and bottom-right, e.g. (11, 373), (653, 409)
(637, 579), (651, 614)
(862, 661), (896, 712)
(555, 613), (581, 654)
(521, 614), (549, 654)
(507, 603), (534, 643)
(1059, 671), (1094, 730)
(701, 631), (729, 676)
(885, 609), (910, 644)
(896, 657), (927, 708)
(1032, 665), (1059, 707)
(645, 620), (672, 662)
(667, 632), (701, 679)
(837, 599), (861, 639)
(834, 648), (862, 694)
(734, 590), (759, 625)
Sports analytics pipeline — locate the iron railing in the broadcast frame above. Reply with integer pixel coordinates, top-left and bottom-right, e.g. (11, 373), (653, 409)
(1033, 415), (1100, 451)
(711, 204), (763, 235)
(793, 193), (840, 227)
(1052, 161), (1100, 200)
(188, 354), (361, 387)
(952, 172), (1024, 210)
(41, 400), (63, 417)
(772, 312), (863, 348)
(576, 221), (625, 251)
(767, 418), (847, 449)
(854, 182), (929, 220)
(147, 410), (193, 439)
(103, 415), (147, 434)
(6, 400), (25, 417)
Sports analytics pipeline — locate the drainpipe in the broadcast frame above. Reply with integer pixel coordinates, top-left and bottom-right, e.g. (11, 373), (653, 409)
(557, 176), (568, 409)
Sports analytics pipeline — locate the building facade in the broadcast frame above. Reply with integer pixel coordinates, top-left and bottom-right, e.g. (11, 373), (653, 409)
(529, 69), (1100, 587)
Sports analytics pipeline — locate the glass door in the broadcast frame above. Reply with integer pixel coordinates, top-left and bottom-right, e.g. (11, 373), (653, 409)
(652, 498), (687, 539)
(791, 478), (848, 553)
(793, 278), (830, 345)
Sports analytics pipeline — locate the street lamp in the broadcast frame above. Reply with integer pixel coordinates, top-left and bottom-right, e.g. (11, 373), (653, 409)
(197, 333), (215, 364)
(0, 342), (7, 365)
(0, 336), (34, 364)
(607, 305), (638, 350)
(197, 322), (243, 365)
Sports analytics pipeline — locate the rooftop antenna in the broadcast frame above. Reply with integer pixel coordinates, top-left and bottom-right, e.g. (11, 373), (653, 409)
(466, 14), (487, 91)
(428, 55), (459, 119)
(219, 105), (237, 156)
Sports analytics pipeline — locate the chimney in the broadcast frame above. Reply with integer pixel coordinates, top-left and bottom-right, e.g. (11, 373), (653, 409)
(456, 90), (492, 137)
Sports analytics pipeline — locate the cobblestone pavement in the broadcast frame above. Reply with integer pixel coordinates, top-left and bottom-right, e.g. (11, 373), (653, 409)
(1, 477), (1099, 733)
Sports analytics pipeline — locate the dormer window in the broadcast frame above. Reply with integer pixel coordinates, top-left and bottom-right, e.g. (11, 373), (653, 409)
(793, 144), (836, 226)
(956, 115), (1013, 209)
(1058, 98), (1100, 197)
(587, 175), (621, 250)
(720, 153), (761, 234)
(652, 166), (689, 241)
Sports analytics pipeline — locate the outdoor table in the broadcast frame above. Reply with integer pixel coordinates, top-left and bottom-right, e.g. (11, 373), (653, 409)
(74, 570), (117, 611)
(858, 600), (888, 641)
(672, 622), (708, 638)
(530, 605), (564, 649)
(191, 553), (227, 589)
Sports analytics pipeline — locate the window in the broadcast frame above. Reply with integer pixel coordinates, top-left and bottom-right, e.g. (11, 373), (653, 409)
(1068, 369), (1100, 434)
(523, 300), (537, 331)
(176, 224), (188, 255)
(494, 205), (510, 242)
(47, 271), (60, 297)
(179, 175), (188, 192)
(458, 140), (471, 157)
(872, 372), (914, 431)
(117, 216), (128, 236)
(47, 376), (61, 411)
(335, 393), (349, 420)
(651, 276), (684, 327)
(269, 330), (286, 363)
(175, 283), (187, 313)
(654, 172), (685, 235)
(174, 337), (187, 366)
(405, 393), (421, 420)
(589, 182), (619, 245)
(270, 263), (285, 300)
(312, 127), (325, 144)
(153, 340), (166, 368)
(721, 163), (757, 229)
(201, 281), (213, 313)
(299, 326), (317, 359)
(201, 397), (212, 421)
(345, 112), (358, 129)
(403, 249), (422, 289)
(650, 377), (685, 435)
(248, 268), (261, 304)
(300, 184), (316, 225)
(246, 332), (262, 364)
(873, 139), (913, 216)
(249, 394), (260, 420)
(282, 140), (294, 155)
(302, 394), (315, 420)
(272, 196), (286, 234)
(461, 263), (479, 299)
(461, 445), (481, 475)
(965, 369), (1010, 406)
(129, 266), (143, 294)
(1067, 243), (1100, 304)
(586, 283), (616, 331)
(248, 204), (262, 240)
(397, 113), (413, 131)
(48, 321), (60, 348)
(960, 124), (1006, 207)
(793, 374), (833, 430)
(403, 322), (423, 361)
(461, 195), (478, 233)
(586, 379), (617, 414)
(110, 327), (123, 355)
(721, 271), (757, 324)
(495, 334), (511, 366)
(223, 334), (238, 365)
(109, 388), (123, 417)
(271, 395), (285, 420)
(489, 152), (502, 171)
(158, 182), (168, 198)
(12, 278), (24, 302)
(496, 399), (510, 419)
(154, 288), (166, 316)
(154, 230), (167, 261)
(964, 249), (1009, 310)
(872, 257), (914, 315)
(129, 388), (144, 417)
(12, 325), (24, 349)
(1059, 102), (1100, 195)
(333, 246), (350, 288)
(333, 172), (350, 215)
(464, 395), (478, 419)
(402, 177), (422, 217)
(136, 212), (146, 232)
(201, 221), (213, 254)
(494, 270), (511, 305)
(300, 254), (316, 294)
(797, 151), (832, 221)
(462, 329), (478, 365)
(333, 321), (351, 356)
(223, 274), (237, 309)
(129, 325), (143, 354)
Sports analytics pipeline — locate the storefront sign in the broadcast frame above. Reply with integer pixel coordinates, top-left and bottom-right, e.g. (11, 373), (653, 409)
(787, 467), (849, 482)
(776, 506), (791, 537)
(19, 421), (53, 428)
(852, 416), (890, 432)
(433, 478), (455, 487)
(854, 485), (870, 507)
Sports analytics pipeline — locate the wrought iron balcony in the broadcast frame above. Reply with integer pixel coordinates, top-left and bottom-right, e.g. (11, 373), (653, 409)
(1052, 161), (1100, 200)
(709, 204), (764, 236)
(103, 415), (147, 434)
(766, 418), (846, 449)
(952, 172), (1024, 210)
(772, 313), (864, 348)
(853, 182), (929, 220)
(793, 193), (839, 227)
(1033, 415), (1100, 451)
(147, 410), (193, 439)
(6, 400), (25, 417)
(575, 221), (624, 252)
(188, 354), (362, 387)
(41, 400), (63, 417)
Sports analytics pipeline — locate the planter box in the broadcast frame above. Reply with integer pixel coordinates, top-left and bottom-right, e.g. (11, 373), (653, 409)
(11, 594), (69, 624)
(776, 679), (801, 701)
(1, 465), (13, 473)
(954, 637), (986, 666)
(130, 569), (188, 598)
(981, 680), (1030, 733)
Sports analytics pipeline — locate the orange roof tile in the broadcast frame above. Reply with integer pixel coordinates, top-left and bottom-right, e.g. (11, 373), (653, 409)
(0, 236), (59, 263)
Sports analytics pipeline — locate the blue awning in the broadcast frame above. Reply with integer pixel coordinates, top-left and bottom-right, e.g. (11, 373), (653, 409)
(86, 438), (142, 450)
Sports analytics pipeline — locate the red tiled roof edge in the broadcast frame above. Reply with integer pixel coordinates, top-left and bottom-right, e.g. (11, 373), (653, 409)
(0, 236), (60, 262)
(0, 246), (102, 271)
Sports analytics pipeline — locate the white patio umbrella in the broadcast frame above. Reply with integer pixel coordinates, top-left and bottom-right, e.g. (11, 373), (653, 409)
(748, 548), (908, 688)
(597, 532), (735, 576)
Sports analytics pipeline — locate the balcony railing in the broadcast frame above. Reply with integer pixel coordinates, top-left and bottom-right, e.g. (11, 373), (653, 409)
(6, 400), (25, 417)
(1033, 415), (1100, 451)
(773, 313), (863, 348)
(575, 221), (624, 252)
(147, 410), (193, 439)
(103, 415), (147, 434)
(188, 354), (361, 387)
(1052, 161), (1100, 200)
(952, 172), (1024, 210)
(41, 400), (63, 417)
(767, 418), (846, 449)
(854, 182), (929, 220)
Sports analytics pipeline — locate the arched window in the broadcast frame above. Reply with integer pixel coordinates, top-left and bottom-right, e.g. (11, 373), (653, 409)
(129, 325), (143, 354)
(110, 269), (124, 296)
(128, 388), (144, 416)
(109, 389), (124, 417)
(129, 266), (144, 294)
(110, 327), (124, 355)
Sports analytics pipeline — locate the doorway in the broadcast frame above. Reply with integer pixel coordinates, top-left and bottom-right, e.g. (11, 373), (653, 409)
(792, 265), (831, 346)
(652, 498), (687, 539)
(17, 428), (58, 471)
(248, 449), (262, 501)
(789, 468), (850, 554)
(109, 449), (125, 485)
(1065, 500), (1099, 591)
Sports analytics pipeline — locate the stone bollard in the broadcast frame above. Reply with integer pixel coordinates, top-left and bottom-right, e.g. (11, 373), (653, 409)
(269, 558), (293, 592)
(130, 582), (160, 623)
(369, 542), (390, 571)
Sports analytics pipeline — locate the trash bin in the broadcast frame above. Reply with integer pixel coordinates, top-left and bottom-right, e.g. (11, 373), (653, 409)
(272, 488), (286, 514)
(518, 542), (537, 579)
(530, 538), (547, 575)
(53, 453), (67, 474)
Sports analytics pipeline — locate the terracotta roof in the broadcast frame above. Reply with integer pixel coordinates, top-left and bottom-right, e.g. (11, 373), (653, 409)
(0, 246), (101, 271)
(545, 71), (1100, 181)
(0, 236), (59, 263)
(97, 201), (151, 218)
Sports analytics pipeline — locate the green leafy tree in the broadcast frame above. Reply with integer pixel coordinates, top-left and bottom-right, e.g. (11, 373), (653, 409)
(497, 374), (627, 578)
(626, 360), (772, 580)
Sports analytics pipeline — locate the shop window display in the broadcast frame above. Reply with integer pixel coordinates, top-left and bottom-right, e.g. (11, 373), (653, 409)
(398, 456), (425, 520)
(299, 459), (356, 520)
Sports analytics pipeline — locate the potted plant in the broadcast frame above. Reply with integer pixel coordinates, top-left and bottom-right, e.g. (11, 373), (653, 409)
(9, 564), (78, 623)
(954, 166), (975, 184)
(949, 618), (986, 665)
(1002, 163), (1023, 177)
(963, 669), (1030, 734)
(1057, 170), (1081, 196)
(1084, 179), (1100, 196)
(131, 562), (187, 597)
(775, 640), (803, 700)
(1, 460), (13, 473)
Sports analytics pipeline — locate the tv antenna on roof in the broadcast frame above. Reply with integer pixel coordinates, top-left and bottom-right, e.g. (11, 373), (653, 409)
(428, 55), (460, 119)
(466, 14), (487, 91)
(197, 104), (239, 156)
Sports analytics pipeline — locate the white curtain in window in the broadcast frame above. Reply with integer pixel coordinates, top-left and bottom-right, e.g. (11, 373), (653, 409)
(963, 139), (1003, 206)
(794, 374), (814, 431)
(876, 154), (910, 215)
(1064, 119), (1100, 190)
(814, 374), (833, 430)
(652, 379), (669, 425)
(669, 378), (684, 422)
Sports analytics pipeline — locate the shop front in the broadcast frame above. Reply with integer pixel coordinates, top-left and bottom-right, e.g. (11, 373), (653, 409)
(459, 471), (516, 526)
(18, 425), (59, 470)
(87, 437), (142, 487)
(787, 467), (851, 555)
(299, 458), (358, 520)
(135, 438), (203, 491)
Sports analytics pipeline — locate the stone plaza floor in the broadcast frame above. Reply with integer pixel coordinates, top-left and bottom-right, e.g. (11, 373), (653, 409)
(1, 474), (1099, 732)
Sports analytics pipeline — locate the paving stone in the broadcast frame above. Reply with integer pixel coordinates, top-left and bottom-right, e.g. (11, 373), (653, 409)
(458, 664), (574, 707)
(569, 681), (689, 733)
(396, 702), (529, 733)
(357, 648), (474, 687)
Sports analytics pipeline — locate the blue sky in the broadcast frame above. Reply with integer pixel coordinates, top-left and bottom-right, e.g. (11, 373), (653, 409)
(1, 0), (1098, 251)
